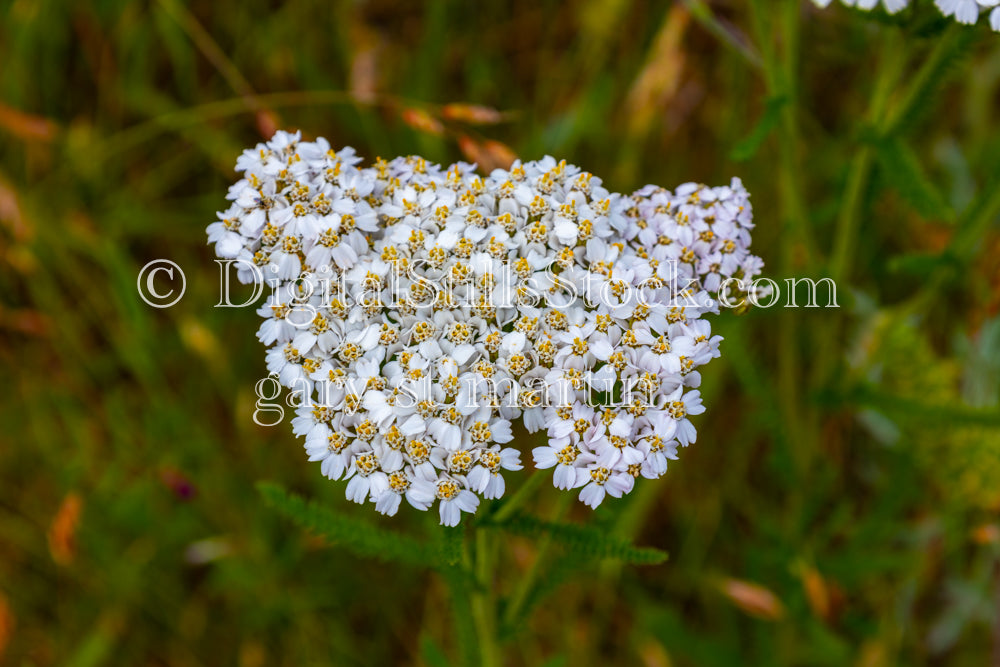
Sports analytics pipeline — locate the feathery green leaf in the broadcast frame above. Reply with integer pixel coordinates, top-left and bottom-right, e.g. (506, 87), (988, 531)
(875, 136), (953, 221)
(440, 566), (479, 666)
(846, 386), (1000, 429)
(884, 26), (976, 136)
(257, 482), (442, 568)
(486, 513), (668, 564)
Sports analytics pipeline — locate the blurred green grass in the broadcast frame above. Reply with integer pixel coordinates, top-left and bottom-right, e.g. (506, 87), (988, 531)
(2, 0), (1000, 665)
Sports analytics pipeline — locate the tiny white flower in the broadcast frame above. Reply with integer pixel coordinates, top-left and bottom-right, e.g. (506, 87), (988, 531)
(578, 466), (634, 509)
(435, 477), (480, 526)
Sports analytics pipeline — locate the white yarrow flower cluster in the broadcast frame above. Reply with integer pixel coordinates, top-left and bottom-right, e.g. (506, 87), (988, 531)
(812, 0), (1000, 30)
(208, 130), (764, 524)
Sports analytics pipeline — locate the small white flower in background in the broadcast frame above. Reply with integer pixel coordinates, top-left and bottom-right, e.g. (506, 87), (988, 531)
(810, 0), (907, 13)
(208, 130), (764, 524)
(812, 0), (1000, 30)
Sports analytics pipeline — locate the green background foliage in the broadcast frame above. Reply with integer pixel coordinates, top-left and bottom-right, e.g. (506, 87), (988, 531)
(2, 0), (1000, 664)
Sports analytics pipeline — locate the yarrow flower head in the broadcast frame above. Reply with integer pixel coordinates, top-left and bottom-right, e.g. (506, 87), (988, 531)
(208, 130), (764, 525)
(812, 0), (1000, 30)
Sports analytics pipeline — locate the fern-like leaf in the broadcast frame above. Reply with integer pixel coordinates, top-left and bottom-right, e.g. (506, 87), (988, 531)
(850, 386), (1000, 429)
(884, 26), (976, 136)
(486, 513), (668, 564)
(258, 482), (443, 568)
(874, 136), (953, 221)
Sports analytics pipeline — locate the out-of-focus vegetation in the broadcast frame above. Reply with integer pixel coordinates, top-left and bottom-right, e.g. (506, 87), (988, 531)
(2, 0), (1000, 664)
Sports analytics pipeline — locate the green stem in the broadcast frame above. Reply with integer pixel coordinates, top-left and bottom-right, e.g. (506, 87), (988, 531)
(777, 0), (813, 263)
(827, 147), (873, 287)
(829, 29), (906, 285)
(500, 492), (574, 631)
(750, 0), (812, 461)
(469, 528), (500, 667)
(776, 0), (808, 464)
(443, 562), (479, 666)
(681, 0), (764, 71)
(813, 27), (908, 395)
